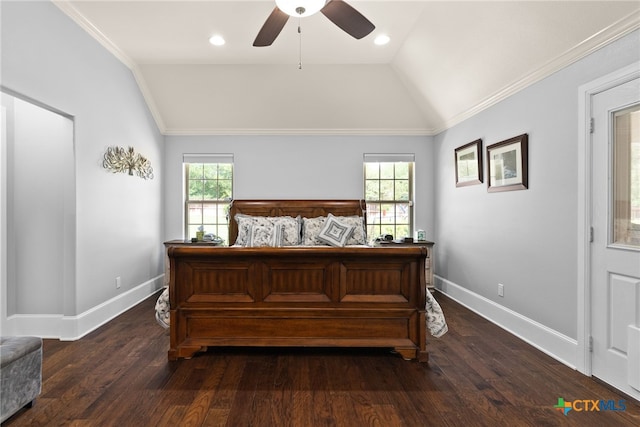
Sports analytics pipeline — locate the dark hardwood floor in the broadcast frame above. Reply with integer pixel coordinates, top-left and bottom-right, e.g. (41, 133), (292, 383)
(3, 292), (639, 426)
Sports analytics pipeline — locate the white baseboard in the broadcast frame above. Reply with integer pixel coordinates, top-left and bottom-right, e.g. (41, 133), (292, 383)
(435, 275), (578, 369)
(4, 275), (164, 340)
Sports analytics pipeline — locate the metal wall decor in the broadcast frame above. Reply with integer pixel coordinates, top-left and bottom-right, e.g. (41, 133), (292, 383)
(102, 146), (154, 180)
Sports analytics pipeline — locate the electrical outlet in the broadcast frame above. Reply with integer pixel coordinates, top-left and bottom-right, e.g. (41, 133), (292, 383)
(498, 283), (504, 297)
(116, 276), (121, 289)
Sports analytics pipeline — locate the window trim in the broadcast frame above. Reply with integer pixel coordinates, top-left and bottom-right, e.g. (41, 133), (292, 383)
(183, 155), (234, 241)
(363, 154), (415, 239)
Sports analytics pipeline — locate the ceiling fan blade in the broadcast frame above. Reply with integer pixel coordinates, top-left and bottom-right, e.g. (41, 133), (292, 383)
(321, 0), (375, 40)
(253, 7), (289, 47)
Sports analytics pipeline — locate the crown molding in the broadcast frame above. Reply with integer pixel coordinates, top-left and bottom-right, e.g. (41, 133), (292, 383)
(53, 1), (638, 137)
(52, 0), (167, 133)
(162, 127), (434, 136)
(129, 64), (167, 132)
(430, 10), (640, 135)
(52, 1), (133, 67)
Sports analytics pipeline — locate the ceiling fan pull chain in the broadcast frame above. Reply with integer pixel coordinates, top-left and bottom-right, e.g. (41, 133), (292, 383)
(298, 18), (303, 70)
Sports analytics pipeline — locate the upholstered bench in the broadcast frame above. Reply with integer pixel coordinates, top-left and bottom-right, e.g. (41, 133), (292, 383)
(0, 336), (42, 423)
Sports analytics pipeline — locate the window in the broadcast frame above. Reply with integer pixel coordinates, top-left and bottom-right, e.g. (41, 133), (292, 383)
(613, 104), (640, 247)
(184, 154), (233, 243)
(364, 154), (414, 240)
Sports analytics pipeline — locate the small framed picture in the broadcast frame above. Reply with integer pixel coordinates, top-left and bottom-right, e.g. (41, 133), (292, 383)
(487, 134), (528, 192)
(454, 139), (483, 187)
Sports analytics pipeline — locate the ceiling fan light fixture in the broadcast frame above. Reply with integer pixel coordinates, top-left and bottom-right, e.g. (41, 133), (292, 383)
(374, 34), (390, 46)
(275, 0), (327, 17)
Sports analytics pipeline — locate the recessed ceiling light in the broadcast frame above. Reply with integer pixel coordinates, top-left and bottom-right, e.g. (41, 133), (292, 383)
(374, 34), (390, 46)
(209, 35), (225, 46)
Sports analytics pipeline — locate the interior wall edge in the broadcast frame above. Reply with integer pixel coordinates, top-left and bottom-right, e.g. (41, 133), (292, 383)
(2, 275), (163, 340)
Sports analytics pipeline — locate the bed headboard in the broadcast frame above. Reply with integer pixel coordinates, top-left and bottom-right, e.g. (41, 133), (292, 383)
(227, 199), (366, 245)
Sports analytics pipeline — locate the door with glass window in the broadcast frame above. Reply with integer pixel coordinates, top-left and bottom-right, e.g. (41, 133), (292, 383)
(590, 76), (640, 401)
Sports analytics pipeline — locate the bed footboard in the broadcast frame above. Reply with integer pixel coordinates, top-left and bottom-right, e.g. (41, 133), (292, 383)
(168, 246), (428, 361)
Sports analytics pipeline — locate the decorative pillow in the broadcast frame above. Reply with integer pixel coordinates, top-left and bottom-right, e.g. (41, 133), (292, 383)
(234, 216), (250, 246)
(317, 214), (355, 247)
(302, 215), (366, 246)
(234, 214), (267, 246)
(301, 216), (326, 245)
(246, 224), (275, 247)
(272, 223), (285, 246)
(339, 215), (367, 245)
(274, 216), (301, 246)
(235, 214), (300, 246)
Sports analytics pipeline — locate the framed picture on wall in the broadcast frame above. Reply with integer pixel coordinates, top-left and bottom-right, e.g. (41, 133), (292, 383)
(454, 139), (483, 187)
(487, 134), (528, 192)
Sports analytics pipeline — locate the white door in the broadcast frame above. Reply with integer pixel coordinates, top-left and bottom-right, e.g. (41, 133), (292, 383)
(591, 75), (640, 401)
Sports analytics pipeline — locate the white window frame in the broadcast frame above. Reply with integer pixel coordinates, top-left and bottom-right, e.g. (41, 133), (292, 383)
(363, 153), (415, 240)
(183, 154), (233, 242)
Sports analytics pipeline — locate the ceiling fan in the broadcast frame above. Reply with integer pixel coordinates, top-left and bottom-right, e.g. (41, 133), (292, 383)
(253, 0), (375, 47)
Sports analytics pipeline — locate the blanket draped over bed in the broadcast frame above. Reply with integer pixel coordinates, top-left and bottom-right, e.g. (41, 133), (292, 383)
(160, 199), (447, 361)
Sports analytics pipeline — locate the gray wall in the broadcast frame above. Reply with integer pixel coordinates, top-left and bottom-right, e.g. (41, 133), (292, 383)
(433, 29), (640, 339)
(1, 0), (638, 361)
(164, 135), (434, 242)
(1, 0), (164, 327)
(2, 94), (74, 316)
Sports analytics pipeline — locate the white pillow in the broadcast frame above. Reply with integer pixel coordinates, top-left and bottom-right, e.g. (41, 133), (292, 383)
(317, 214), (355, 247)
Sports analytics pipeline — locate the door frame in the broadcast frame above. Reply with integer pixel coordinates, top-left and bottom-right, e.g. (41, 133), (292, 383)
(577, 62), (640, 375)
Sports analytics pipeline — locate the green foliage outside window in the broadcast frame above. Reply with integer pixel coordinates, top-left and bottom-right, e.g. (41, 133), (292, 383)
(364, 161), (413, 240)
(185, 163), (232, 243)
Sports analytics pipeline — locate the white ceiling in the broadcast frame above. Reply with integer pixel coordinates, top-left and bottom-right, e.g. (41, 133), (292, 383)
(55, 1), (640, 135)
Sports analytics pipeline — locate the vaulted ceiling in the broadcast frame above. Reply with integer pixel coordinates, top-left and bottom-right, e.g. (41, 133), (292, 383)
(54, 1), (640, 135)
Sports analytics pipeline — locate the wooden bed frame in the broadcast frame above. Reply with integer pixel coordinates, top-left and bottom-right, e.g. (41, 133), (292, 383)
(168, 200), (428, 361)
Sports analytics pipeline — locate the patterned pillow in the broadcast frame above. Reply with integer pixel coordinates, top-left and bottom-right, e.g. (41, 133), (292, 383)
(235, 214), (300, 246)
(339, 215), (367, 245)
(273, 223), (285, 246)
(302, 215), (366, 246)
(274, 216), (301, 246)
(317, 214), (355, 247)
(234, 214), (266, 246)
(301, 216), (326, 245)
(246, 224), (275, 247)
